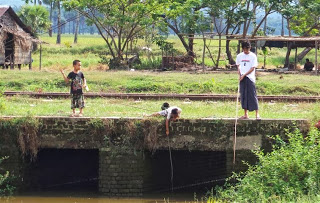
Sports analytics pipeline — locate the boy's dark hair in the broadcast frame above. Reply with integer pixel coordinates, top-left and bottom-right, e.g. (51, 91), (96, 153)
(306, 58), (310, 62)
(171, 108), (178, 115)
(241, 41), (251, 49)
(161, 102), (170, 110)
(73, 60), (81, 66)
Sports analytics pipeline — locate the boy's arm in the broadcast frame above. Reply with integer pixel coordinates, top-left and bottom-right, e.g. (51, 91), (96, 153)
(166, 119), (170, 136)
(83, 78), (87, 88)
(59, 69), (70, 84)
(240, 66), (255, 81)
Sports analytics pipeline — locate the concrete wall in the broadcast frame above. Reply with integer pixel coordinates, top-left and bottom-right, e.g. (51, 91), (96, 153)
(0, 116), (310, 196)
(99, 149), (145, 196)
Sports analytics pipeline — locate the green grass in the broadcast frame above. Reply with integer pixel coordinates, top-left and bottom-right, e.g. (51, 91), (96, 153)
(25, 34), (320, 70)
(1, 70), (320, 96)
(2, 96), (320, 120)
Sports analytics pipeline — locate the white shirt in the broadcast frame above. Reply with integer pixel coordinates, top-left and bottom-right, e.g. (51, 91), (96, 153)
(236, 52), (258, 83)
(166, 106), (182, 120)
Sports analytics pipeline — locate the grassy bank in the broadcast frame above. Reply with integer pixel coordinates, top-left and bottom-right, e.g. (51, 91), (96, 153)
(1, 96), (320, 120)
(1, 70), (320, 96)
(28, 34), (320, 70)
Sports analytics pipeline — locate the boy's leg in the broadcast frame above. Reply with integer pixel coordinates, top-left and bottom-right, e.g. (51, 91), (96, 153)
(71, 108), (76, 117)
(239, 109), (249, 119)
(70, 94), (76, 117)
(256, 110), (261, 120)
(78, 94), (85, 116)
(79, 108), (83, 117)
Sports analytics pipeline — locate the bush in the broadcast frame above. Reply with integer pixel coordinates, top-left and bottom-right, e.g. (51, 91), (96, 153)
(0, 157), (15, 196)
(132, 58), (161, 70)
(216, 128), (320, 202)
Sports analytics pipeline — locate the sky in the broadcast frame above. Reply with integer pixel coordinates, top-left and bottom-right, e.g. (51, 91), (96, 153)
(0, 0), (24, 9)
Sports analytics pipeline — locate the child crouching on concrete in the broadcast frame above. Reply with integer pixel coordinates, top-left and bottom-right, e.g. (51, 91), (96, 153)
(149, 103), (182, 136)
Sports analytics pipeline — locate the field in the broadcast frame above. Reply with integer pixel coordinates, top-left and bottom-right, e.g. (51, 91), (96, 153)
(1, 34), (320, 120)
(28, 34), (320, 70)
(1, 70), (320, 119)
(1, 96), (320, 120)
(1, 70), (320, 96)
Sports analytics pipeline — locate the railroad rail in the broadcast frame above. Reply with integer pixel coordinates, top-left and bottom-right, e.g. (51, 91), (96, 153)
(4, 91), (320, 102)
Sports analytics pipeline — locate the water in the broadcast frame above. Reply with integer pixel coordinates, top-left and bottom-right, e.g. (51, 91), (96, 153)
(0, 192), (196, 203)
(0, 195), (195, 203)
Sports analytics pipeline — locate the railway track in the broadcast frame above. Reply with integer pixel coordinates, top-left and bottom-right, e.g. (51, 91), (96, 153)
(4, 91), (320, 102)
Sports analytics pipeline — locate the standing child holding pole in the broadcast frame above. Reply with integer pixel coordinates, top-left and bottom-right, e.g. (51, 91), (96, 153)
(60, 60), (87, 117)
(236, 41), (260, 120)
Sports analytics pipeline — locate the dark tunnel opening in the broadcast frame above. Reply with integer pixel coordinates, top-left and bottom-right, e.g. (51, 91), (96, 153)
(23, 148), (99, 193)
(145, 150), (227, 193)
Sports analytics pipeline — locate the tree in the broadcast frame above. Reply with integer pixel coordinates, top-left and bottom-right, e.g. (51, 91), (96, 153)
(63, 0), (162, 62)
(291, 0), (320, 36)
(17, 5), (51, 36)
(56, 0), (61, 44)
(159, 0), (207, 57)
(42, 0), (56, 37)
(74, 11), (80, 43)
(291, 1), (320, 61)
(206, 0), (246, 65)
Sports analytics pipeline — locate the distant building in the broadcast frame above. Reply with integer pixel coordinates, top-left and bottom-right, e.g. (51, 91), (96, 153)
(0, 6), (36, 69)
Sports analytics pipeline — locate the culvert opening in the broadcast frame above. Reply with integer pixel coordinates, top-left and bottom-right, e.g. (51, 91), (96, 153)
(145, 150), (227, 193)
(24, 148), (99, 192)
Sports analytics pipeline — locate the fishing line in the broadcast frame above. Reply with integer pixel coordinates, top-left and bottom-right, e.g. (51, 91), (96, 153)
(167, 135), (174, 192)
(233, 82), (240, 164)
(155, 177), (227, 193)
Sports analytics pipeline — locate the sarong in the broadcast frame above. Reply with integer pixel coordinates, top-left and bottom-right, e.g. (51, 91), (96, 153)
(240, 76), (259, 111)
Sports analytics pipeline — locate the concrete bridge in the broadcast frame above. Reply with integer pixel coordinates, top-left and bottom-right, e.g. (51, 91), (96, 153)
(0, 116), (310, 196)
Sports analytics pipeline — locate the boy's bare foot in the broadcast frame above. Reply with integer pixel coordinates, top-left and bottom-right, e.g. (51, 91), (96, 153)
(70, 113), (76, 117)
(239, 115), (249, 119)
(78, 113), (83, 117)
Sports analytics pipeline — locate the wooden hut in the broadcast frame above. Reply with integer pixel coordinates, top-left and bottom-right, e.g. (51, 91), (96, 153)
(0, 6), (36, 70)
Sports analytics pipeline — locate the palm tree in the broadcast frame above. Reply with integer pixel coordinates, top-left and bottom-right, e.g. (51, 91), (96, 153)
(18, 5), (51, 36)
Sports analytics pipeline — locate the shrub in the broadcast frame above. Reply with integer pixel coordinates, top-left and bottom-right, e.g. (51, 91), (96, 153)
(0, 157), (15, 196)
(132, 58), (161, 70)
(216, 128), (320, 202)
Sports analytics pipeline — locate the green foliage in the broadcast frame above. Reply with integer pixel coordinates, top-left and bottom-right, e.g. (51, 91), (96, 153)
(0, 157), (15, 197)
(0, 117), (40, 161)
(17, 5), (51, 35)
(88, 118), (163, 154)
(290, 1), (320, 36)
(216, 128), (320, 202)
(132, 58), (161, 70)
(63, 0), (162, 60)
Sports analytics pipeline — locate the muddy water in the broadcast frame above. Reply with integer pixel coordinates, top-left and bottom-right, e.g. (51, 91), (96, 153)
(0, 196), (195, 203)
(0, 192), (196, 203)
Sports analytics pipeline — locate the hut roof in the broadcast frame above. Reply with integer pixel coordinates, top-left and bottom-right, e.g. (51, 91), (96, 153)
(233, 36), (320, 42)
(0, 6), (34, 37)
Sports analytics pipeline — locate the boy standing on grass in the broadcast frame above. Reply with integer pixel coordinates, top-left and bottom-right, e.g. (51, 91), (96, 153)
(60, 60), (87, 117)
(236, 41), (260, 120)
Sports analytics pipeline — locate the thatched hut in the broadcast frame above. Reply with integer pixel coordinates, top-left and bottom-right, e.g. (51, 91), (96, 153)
(0, 6), (36, 70)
